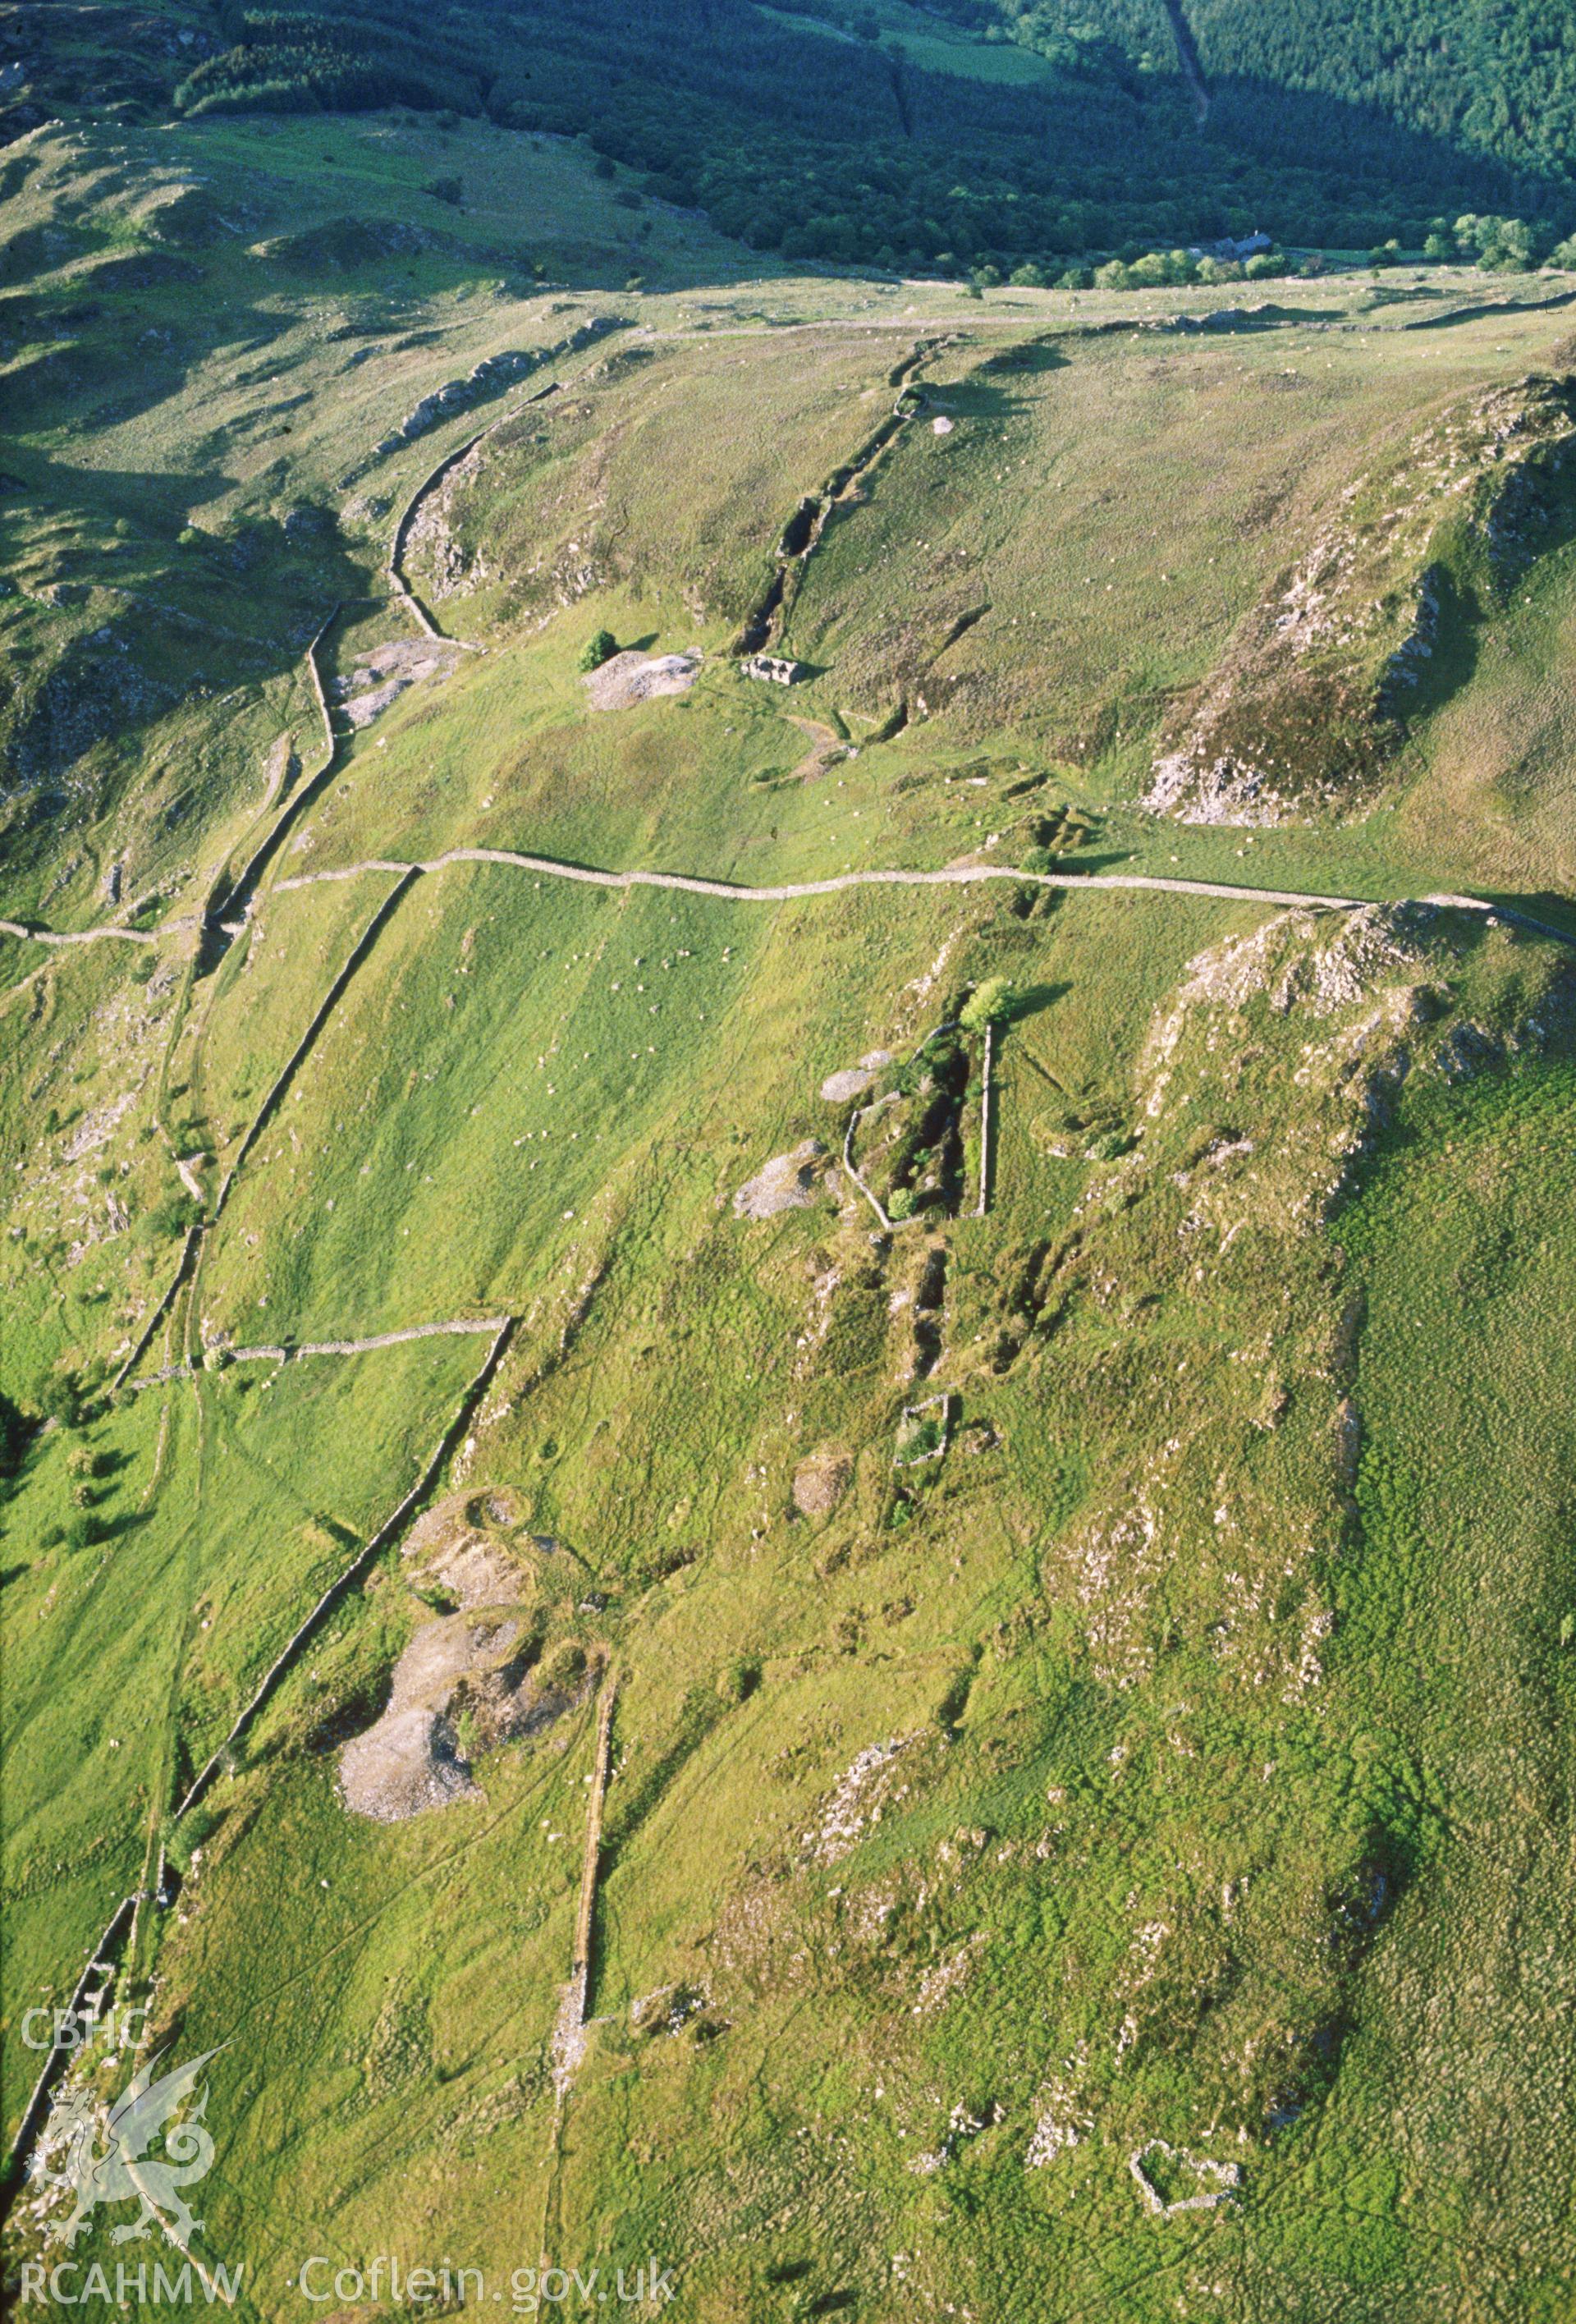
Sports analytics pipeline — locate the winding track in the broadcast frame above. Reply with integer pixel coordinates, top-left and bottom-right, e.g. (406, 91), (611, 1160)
(130, 1315), (511, 1385)
(271, 844), (1569, 941)
(273, 844), (1373, 913)
(0, 917), (156, 948)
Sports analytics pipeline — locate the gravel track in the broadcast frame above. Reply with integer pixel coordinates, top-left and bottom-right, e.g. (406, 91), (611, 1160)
(275, 844), (1374, 912)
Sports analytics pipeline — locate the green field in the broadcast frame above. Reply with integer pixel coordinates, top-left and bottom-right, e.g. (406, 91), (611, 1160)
(5, 89), (1576, 2324)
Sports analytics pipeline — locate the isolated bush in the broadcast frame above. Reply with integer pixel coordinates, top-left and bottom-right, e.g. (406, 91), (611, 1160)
(423, 174), (463, 206)
(960, 977), (1016, 1032)
(144, 1194), (200, 1240)
(579, 629), (617, 672)
(540, 1639), (587, 1689)
(34, 1373), (84, 1428)
(716, 1656), (759, 1704)
(0, 1389), (29, 1477)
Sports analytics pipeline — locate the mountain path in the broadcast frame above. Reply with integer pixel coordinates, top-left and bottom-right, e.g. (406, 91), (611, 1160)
(0, 917), (156, 948)
(131, 1315), (511, 1385)
(271, 843), (1551, 928)
(276, 846), (1369, 910)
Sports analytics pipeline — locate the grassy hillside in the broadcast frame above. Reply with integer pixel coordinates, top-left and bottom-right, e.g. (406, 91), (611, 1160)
(4, 94), (1576, 2324)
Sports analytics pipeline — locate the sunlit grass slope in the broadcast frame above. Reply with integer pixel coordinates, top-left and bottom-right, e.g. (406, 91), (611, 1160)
(6, 92), (1576, 2324)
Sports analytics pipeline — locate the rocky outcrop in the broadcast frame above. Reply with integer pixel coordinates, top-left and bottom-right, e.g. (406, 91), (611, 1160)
(582, 650), (699, 711)
(341, 1517), (575, 1822)
(332, 636), (461, 727)
(340, 1615), (501, 1822)
(733, 1139), (828, 1219)
(375, 351), (539, 456)
(792, 1446), (853, 1516)
(372, 316), (622, 461)
(1147, 374), (1576, 823)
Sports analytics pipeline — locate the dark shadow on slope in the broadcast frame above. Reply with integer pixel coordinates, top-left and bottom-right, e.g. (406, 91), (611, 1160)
(1199, 71), (1553, 217)
(1404, 290), (1576, 332)
(977, 340), (1070, 376)
(1051, 850), (1141, 876)
(1478, 892), (1576, 944)
(1163, 302), (1340, 332)
(920, 377), (1032, 424)
(1003, 979), (1069, 1025)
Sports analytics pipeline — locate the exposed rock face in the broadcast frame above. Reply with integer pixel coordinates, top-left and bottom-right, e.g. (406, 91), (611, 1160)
(733, 1139), (827, 1219)
(401, 437), (490, 602)
(820, 1050), (892, 1104)
(792, 1446), (853, 1516)
(340, 1701), (479, 1822)
(10, 631), (178, 784)
(371, 314), (622, 458)
(332, 637), (460, 728)
(1016, 899), (1576, 1717)
(339, 1616), (497, 1823)
(821, 1067), (877, 1104)
(1133, 899), (1576, 1245)
(1147, 374), (1576, 824)
(377, 351), (537, 454)
(341, 1506), (575, 1822)
(419, 1531), (524, 1611)
(339, 1607), (582, 1822)
(582, 650), (699, 711)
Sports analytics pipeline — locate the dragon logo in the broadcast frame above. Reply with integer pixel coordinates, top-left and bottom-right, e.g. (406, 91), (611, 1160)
(30, 2047), (222, 2250)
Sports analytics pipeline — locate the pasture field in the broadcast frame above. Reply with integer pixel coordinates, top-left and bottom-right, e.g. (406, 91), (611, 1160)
(5, 95), (1576, 2324)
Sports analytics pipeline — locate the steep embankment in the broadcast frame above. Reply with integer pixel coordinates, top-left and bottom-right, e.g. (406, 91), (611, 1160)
(1147, 374), (1576, 823)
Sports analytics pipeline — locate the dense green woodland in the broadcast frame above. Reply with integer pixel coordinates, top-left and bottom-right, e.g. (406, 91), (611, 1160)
(7, 0), (1576, 267)
(996, 0), (1576, 186)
